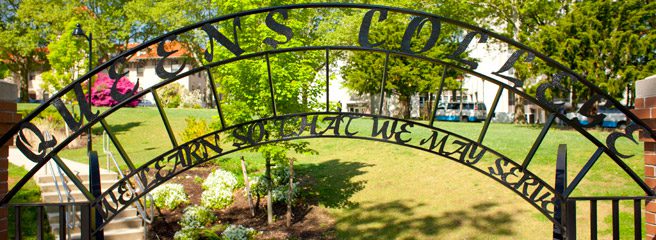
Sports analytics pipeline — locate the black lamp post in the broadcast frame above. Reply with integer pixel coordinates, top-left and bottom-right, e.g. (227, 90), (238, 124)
(72, 23), (93, 152)
(73, 23), (104, 239)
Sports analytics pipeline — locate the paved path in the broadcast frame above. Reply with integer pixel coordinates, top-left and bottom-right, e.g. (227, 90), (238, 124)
(8, 147), (116, 177)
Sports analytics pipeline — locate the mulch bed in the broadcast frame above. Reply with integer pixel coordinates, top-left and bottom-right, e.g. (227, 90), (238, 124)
(147, 164), (336, 239)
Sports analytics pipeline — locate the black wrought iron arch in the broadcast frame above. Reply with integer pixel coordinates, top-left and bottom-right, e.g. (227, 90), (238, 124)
(89, 112), (564, 233)
(1, 3), (654, 237)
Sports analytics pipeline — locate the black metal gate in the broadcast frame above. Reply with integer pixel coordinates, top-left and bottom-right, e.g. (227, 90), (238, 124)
(2, 4), (654, 239)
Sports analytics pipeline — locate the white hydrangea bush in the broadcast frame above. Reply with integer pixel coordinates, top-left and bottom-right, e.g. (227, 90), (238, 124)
(203, 169), (238, 191)
(222, 225), (257, 240)
(201, 187), (234, 210)
(151, 183), (189, 210)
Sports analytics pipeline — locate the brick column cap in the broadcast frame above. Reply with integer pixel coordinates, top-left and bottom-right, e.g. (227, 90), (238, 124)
(0, 82), (17, 102)
(636, 75), (656, 99)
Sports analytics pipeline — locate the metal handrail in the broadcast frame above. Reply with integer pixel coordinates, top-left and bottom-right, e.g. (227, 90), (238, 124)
(44, 131), (77, 239)
(102, 131), (154, 224)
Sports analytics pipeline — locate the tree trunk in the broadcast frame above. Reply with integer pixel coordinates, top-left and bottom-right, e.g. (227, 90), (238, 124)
(513, 91), (526, 124)
(369, 93), (376, 114)
(20, 64), (29, 102)
(398, 94), (411, 119)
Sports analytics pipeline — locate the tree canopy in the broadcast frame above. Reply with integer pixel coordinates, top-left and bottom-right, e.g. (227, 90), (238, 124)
(528, 0), (656, 105)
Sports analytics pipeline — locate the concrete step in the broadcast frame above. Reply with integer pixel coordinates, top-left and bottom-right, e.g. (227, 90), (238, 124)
(55, 227), (145, 240)
(46, 207), (138, 223)
(41, 191), (89, 202)
(41, 187), (138, 202)
(37, 172), (118, 184)
(39, 180), (118, 193)
(51, 216), (143, 234)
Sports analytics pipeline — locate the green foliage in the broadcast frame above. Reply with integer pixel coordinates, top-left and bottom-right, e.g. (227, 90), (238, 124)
(0, 0), (49, 102)
(180, 116), (210, 143)
(221, 225), (257, 240)
(0, 62), (9, 79)
(180, 205), (217, 229)
(175, 205), (222, 240)
(174, 228), (200, 240)
(250, 166), (300, 204)
(8, 163), (54, 240)
(201, 187), (234, 210)
(41, 19), (86, 99)
(528, 0), (656, 103)
(151, 183), (189, 210)
(159, 83), (183, 108)
(338, 4), (471, 118)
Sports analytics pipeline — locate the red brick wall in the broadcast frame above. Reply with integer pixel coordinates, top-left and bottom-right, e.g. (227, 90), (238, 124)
(0, 100), (18, 240)
(633, 75), (656, 240)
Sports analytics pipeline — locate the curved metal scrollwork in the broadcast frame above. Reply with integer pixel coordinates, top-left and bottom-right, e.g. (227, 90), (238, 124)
(0, 3), (654, 234)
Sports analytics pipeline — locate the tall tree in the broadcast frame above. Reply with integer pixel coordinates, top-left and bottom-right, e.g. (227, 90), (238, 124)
(339, 0), (478, 118)
(0, 0), (48, 102)
(471, 0), (567, 123)
(18, 0), (136, 93)
(529, 0), (656, 106)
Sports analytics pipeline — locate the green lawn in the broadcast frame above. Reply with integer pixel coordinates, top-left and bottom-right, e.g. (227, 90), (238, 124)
(17, 104), (646, 239)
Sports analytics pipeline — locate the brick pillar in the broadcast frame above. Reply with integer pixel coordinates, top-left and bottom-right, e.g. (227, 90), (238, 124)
(0, 82), (18, 240)
(633, 75), (656, 240)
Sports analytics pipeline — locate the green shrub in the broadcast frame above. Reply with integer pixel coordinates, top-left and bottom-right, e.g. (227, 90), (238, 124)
(180, 205), (216, 229)
(159, 83), (183, 108)
(151, 183), (189, 210)
(180, 116), (210, 143)
(174, 228), (200, 240)
(249, 167), (300, 204)
(201, 187), (233, 210)
(221, 225), (257, 240)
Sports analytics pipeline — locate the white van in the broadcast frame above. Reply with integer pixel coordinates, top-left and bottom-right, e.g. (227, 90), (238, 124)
(435, 102), (487, 122)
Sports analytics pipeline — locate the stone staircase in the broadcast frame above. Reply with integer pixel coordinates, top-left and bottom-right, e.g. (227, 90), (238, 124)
(37, 171), (146, 240)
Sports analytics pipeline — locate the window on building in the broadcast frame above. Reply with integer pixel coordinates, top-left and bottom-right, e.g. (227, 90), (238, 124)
(136, 61), (145, 77)
(508, 92), (516, 106)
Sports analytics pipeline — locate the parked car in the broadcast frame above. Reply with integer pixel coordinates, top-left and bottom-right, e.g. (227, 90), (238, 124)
(570, 107), (628, 129)
(435, 102), (487, 122)
(138, 99), (154, 107)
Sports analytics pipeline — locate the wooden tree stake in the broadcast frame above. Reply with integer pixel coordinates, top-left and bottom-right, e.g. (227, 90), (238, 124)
(240, 156), (255, 217)
(286, 158), (294, 227)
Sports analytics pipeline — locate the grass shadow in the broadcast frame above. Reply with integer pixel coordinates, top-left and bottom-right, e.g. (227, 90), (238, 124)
(335, 200), (515, 239)
(296, 159), (373, 209)
(92, 121), (142, 135)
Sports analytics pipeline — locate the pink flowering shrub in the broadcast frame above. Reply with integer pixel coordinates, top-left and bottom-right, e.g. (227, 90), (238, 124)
(89, 73), (139, 107)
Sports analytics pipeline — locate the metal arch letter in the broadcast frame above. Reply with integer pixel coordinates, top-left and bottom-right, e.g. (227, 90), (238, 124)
(73, 82), (99, 121)
(447, 31), (488, 69)
(536, 72), (571, 110)
(263, 9), (293, 49)
(400, 16), (441, 54)
(52, 98), (82, 131)
(358, 9), (388, 48)
(15, 122), (57, 162)
(575, 95), (606, 128)
(155, 35), (187, 79)
(109, 56), (140, 102)
(606, 124), (644, 159)
(492, 49), (535, 87)
(202, 18), (244, 61)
